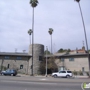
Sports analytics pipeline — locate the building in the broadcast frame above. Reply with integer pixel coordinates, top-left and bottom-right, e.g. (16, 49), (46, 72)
(0, 44), (44, 75)
(0, 52), (31, 74)
(0, 44), (90, 75)
(45, 46), (90, 73)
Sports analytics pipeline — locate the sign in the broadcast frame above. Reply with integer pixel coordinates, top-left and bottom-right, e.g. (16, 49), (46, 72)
(81, 83), (90, 90)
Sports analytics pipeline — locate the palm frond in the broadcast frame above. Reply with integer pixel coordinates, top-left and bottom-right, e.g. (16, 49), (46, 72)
(30, 0), (38, 7)
(74, 0), (80, 2)
(48, 28), (53, 35)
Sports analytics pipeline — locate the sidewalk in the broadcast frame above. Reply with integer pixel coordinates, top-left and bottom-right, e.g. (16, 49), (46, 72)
(74, 75), (89, 79)
(17, 74), (30, 77)
(17, 74), (51, 77)
(17, 74), (89, 79)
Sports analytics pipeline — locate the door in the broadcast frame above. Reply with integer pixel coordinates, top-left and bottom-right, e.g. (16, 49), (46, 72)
(58, 71), (66, 77)
(5, 69), (11, 75)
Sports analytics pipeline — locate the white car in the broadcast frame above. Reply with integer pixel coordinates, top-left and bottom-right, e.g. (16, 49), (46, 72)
(52, 70), (72, 78)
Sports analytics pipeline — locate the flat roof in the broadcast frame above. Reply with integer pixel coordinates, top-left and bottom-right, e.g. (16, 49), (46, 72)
(0, 52), (89, 58)
(44, 53), (89, 57)
(0, 52), (31, 57)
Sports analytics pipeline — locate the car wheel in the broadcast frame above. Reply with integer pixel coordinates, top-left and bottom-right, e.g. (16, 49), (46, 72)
(1, 73), (4, 75)
(54, 74), (57, 78)
(66, 75), (70, 78)
(11, 74), (14, 76)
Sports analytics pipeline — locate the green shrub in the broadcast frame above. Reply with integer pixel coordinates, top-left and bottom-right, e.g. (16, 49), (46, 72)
(78, 70), (83, 75)
(0, 66), (7, 71)
(86, 72), (89, 76)
(73, 70), (78, 75)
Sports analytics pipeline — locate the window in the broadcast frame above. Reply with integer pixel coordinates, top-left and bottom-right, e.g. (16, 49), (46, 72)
(17, 57), (21, 60)
(69, 58), (74, 61)
(6, 69), (11, 72)
(67, 71), (72, 73)
(59, 71), (66, 73)
(60, 58), (64, 62)
(39, 56), (43, 61)
(7, 64), (10, 68)
(20, 65), (23, 69)
(82, 67), (85, 72)
(58, 66), (65, 71)
(4, 56), (10, 59)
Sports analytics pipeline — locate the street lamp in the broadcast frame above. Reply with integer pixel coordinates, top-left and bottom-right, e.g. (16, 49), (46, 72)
(28, 29), (33, 45)
(75, 0), (90, 77)
(45, 46), (48, 77)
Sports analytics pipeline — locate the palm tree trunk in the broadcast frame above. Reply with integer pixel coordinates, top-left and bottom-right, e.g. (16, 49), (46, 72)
(30, 35), (31, 45)
(31, 7), (34, 76)
(51, 35), (52, 54)
(45, 46), (48, 77)
(78, 2), (90, 77)
(1, 59), (4, 71)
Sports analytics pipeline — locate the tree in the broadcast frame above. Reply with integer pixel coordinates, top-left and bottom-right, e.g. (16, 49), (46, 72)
(74, 0), (80, 2)
(30, 0), (38, 7)
(39, 57), (58, 74)
(48, 28), (53, 54)
(44, 50), (51, 55)
(88, 50), (90, 53)
(67, 49), (71, 53)
(58, 48), (64, 53)
(29, 0), (38, 76)
(57, 48), (71, 53)
(47, 57), (57, 73)
(75, 0), (90, 77)
(28, 29), (33, 45)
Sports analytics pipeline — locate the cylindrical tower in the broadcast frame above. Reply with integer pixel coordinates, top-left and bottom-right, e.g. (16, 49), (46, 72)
(28, 44), (44, 75)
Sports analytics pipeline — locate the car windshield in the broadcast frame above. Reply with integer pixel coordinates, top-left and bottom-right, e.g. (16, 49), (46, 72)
(6, 69), (11, 72)
(59, 71), (66, 73)
(67, 71), (72, 73)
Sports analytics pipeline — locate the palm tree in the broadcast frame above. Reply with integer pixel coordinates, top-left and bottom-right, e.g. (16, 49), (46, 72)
(45, 46), (48, 77)
(30, 0), (38, 76)
(28, 29), (33, 45)
(48, 28), (53, 54)
(75, 0), (90, 77)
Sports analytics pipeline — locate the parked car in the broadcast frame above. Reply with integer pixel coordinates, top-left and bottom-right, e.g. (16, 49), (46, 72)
(1, 69), (17, 76)
(52, 70), (73, 78)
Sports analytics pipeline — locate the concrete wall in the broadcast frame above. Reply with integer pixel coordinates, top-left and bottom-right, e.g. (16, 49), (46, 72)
(0, 58), (29, 74)
(55, 56), (89, 72)
(28, 44), (44, 75)
(65, 57), (89, 71)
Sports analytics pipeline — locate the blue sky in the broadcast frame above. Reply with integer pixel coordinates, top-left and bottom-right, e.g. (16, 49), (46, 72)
(0, 0), (90, 53)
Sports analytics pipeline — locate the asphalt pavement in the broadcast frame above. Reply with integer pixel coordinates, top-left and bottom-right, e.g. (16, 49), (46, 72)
(0, 75), (90, 90)
(0, 75), (90, 83)
(0, 80), (82, 90)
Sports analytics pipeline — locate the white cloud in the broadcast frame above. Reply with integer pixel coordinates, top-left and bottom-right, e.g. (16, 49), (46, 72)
(0, 0), (90, 53)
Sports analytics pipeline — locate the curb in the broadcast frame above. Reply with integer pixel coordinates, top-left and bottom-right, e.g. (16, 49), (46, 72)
(74, 76), (89, 79)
